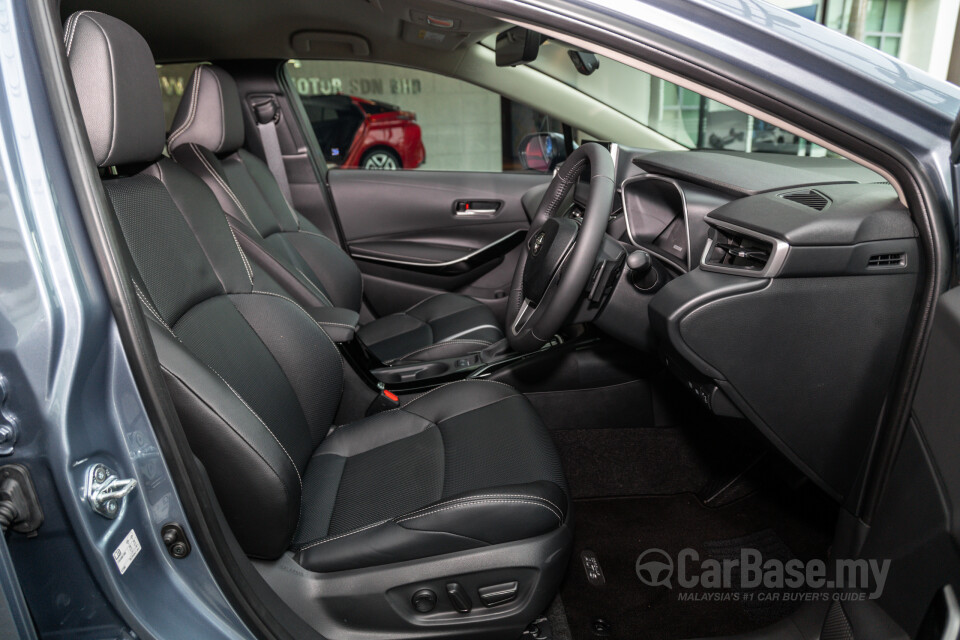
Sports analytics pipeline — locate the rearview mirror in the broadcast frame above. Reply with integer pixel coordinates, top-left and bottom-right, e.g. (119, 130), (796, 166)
(496, 27), (542, 67)
(567, 50), (600, 75)
(518, 132), (567, 172)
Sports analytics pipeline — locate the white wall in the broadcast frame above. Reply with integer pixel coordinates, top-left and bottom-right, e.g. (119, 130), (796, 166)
(764, 0), (960, 81)
(901, 0), (960, 79)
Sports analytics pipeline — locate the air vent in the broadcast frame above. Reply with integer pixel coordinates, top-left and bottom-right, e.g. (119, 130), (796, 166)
(867, 253), (906, 268)
(781, 190), (829, 211)
(704, 227), (773, 273)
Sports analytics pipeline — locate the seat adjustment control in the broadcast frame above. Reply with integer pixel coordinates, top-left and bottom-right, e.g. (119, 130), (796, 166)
(478, 581), (519, 607)
(445, 582), (472, 613)
(411, 588), (437, 613)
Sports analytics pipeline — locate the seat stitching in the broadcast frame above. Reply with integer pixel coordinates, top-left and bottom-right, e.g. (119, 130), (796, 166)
(64, 11), (92, 54)
(189, 144), (259, 231)
(396, 499), (562, 525)
(132, 282), (178, 339)
(297, 519), (390, 551)
(235, 149), (296, 224)
(397, 493), (563, 520)
(228, 224), (255, 286)
(208, 369), (303, 491)
(168, 67), (202, 146)
(388, 339), (492, 364)
(404, 294), (442, 314)
(294, 267), (333, 306)
(401, 379), (517, 408)
(209, 68), (227, 151)
(86, 17), (119, 163)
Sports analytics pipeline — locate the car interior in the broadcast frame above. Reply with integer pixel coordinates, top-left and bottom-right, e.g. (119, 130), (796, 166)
(49, 0), (932, 638)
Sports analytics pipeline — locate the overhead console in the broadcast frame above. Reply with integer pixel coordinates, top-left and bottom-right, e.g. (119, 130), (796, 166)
(647, 163), (919, 501)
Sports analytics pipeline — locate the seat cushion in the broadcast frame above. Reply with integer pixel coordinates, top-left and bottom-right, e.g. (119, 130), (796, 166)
(357, 293), (504, 364)
(293, 380), (568, 572)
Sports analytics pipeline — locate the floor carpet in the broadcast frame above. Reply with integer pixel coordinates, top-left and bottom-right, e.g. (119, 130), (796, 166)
(559, 487), (836, 640)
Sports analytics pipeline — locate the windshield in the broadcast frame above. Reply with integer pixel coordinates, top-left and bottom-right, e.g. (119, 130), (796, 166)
(530, 39), (831, 156)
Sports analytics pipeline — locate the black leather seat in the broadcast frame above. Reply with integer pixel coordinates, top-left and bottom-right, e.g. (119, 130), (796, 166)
(64, 11), (570, 635)
(165, 65), (504, 365)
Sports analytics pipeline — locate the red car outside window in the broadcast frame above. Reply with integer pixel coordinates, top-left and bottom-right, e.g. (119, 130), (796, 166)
(301, 94), (425, 170)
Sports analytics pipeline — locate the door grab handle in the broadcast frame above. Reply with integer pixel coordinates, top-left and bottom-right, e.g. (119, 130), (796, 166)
(454, 200), (502, 216)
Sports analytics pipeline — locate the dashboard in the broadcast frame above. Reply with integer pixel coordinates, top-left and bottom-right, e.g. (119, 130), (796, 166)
(591, 146), (919, 502)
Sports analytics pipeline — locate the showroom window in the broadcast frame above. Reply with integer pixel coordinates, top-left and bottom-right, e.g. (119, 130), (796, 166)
(527, 39), (831, 157)
(864, 0), (906, 56)
(286, 60), (567, 172)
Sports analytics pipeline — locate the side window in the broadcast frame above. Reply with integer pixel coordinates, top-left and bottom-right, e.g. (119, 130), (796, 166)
(286, 60), (567, 172)
(156, 63), (202, 133)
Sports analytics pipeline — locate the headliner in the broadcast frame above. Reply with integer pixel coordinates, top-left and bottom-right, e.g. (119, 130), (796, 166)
(59, 0), (506, 64)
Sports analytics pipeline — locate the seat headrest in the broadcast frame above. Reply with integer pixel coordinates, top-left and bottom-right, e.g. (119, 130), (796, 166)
(63, 12), (165, 168)
(167, 65), (245, 155)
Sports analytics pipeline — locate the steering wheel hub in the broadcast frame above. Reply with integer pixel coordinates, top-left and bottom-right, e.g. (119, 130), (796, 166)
(522, 218), (579, 304)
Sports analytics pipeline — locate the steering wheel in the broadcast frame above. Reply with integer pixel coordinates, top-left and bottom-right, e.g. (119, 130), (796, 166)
(506, 143), (615, 352)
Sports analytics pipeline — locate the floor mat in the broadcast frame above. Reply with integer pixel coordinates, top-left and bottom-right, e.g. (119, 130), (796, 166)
(559, 489), (835, 640)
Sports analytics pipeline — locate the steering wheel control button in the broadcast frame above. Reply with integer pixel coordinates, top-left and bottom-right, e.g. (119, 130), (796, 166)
(445, 582), (472, 613)
(411, 589), (437, 613)
(478, 581), (519, 607)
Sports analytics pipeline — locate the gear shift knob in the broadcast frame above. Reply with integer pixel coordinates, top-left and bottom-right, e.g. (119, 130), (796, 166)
(626, 250), (652, 275)
(626, 250), (659, 291)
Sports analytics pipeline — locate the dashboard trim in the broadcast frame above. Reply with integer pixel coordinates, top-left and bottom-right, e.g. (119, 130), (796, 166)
(699, 219), (791, 278)
(620, 174), (693, 271)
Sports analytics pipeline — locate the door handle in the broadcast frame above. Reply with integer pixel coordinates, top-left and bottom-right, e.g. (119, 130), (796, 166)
(454, 200), (502, 216)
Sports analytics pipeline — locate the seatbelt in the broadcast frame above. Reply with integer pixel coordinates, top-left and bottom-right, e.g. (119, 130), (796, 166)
(252, 97), (293, 204)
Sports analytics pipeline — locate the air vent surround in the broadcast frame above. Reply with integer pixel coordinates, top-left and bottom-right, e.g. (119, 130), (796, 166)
(780, 190), (830, 211)
(867, 252), (906, 268)
(700, 221), (789, 278)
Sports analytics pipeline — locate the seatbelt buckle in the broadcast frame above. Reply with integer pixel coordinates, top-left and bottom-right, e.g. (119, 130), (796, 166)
(366, 386), (400, 416)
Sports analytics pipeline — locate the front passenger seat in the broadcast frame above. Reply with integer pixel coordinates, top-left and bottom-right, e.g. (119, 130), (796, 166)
(167, 65), (504, 365)
(64, 11), (570, 638)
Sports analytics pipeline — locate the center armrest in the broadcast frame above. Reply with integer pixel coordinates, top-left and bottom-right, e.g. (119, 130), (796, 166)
(306, 307), (360, 343)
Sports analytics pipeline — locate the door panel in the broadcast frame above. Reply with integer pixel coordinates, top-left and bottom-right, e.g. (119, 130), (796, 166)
(850, 287), (960, 638)
(328, 170), (549, 317)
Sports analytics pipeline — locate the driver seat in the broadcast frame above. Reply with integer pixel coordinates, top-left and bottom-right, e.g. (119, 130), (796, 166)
(166, 65), (504, 365)
(65, 11), (570, 637)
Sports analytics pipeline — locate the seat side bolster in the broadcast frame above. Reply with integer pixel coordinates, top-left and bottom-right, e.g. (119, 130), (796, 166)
(151, 325), (301, 558)
(293, 481), (567, 573)
(395, 481), (568, 542)
(294, 521), (481, 573)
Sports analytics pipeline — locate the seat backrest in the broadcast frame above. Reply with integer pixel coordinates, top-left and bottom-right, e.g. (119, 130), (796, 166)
(167, 66), (363, 313)
(64, 11), (343, 558)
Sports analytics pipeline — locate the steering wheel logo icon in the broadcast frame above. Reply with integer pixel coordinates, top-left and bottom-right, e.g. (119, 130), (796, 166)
(635, 549), (674, 588)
